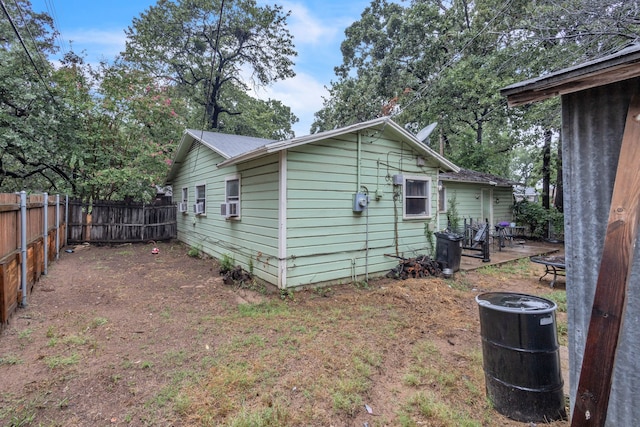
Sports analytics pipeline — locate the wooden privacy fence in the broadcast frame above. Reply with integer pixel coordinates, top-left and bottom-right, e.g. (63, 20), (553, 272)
(67, 199), (177, 244)
(0, 192), (66, 327)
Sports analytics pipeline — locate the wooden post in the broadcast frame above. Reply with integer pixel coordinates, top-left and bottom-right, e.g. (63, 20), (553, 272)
(571, 93), (640, 426)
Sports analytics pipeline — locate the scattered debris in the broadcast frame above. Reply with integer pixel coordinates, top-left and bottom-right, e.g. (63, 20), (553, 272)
(151, 247), (159, 254)
(365, 403), (373, 414)
(386, 255), (441, 279)
(220, 264), (252, 285)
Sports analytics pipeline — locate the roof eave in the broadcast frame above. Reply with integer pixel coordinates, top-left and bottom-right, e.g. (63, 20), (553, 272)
(501, 44), (640, 107)
(185, 129), (233, 159)
(217, 146), (270, 168)
(217, 117), (460, 172)
(439, 177), (514, 187)
(165, 130), (193, 184)
(384, 119), (460, 172)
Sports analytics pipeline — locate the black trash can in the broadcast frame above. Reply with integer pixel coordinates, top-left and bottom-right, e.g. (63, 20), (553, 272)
(476, 292), (566, 422)
(435, 231), (463, 272)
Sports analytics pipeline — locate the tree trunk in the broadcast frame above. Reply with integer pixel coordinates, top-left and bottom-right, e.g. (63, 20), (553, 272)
(554, 133), (563, 212)
(542, 129), (551, 210)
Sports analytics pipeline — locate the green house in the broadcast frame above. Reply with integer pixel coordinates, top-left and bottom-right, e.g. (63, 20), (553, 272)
(166, 117), (464, 289)
(437, 168), (517, 231)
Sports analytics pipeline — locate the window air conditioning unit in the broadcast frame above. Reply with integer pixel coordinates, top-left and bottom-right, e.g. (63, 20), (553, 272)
(178, 202), (188, 212)
(220, 201), (239, 218)
(193, 202), (205, 215)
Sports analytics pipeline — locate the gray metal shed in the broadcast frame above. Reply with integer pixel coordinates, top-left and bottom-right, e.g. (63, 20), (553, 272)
(502, 45), (640, 426)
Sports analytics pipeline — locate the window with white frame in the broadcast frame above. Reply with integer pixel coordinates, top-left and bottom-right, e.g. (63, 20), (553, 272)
(180, 187), (189, 213)
(438, 184), (447, 212)
(403, 176), (431, 219)
(194, 183), (206, 215)
(223, 175), (241, 218)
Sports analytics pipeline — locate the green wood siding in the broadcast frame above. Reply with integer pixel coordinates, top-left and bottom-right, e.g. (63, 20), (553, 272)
(172, 142), (280, 284)
(492, 188), (515, 223)
(173, 128), (457, 289)
(437, 182), (514, 231)
(284, 132), (439, 288)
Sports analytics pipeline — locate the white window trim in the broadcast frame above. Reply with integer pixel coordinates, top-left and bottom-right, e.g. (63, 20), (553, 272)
(180, 187), (189, 214)
(195, 182), (206, 216)
(438, 185), (447, 213)
(224, 175), (241, 220)
(402, 175), (432, 220)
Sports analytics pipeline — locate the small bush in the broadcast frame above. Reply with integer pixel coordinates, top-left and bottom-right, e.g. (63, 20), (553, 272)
(219, 253), (235, 274)
(514, 200), (563, 239)
(187, 245), (201, 258)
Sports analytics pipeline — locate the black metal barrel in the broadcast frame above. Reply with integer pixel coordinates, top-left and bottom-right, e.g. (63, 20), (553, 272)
(476, 292), (566, 422)
(434, 231), (463, 272)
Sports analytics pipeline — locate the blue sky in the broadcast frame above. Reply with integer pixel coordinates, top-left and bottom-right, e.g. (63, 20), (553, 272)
(30, 0), (373, 136)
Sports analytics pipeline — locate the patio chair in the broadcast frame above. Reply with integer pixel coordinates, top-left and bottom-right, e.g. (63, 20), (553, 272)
(494, 222), (513, 251)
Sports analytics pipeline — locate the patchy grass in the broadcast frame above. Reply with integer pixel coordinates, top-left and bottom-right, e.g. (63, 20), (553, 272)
(44, 353), (80, 369)
(0, 243), (568, 427)
(477, 258), (532, 279)
(0, 354), (23, 366)
(541, 290), (567, 312)
(90, 316), (109, 328)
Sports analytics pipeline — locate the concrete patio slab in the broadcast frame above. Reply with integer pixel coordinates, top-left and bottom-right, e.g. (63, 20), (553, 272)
(459, 239), (564, 271)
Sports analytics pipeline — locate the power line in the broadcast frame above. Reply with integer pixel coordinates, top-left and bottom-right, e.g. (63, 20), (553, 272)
(193, 0), (226, 173)
(202, 0), (226, 131)
(12, 0), (55, 70)
(1, 0), (58, 104)
(392, 0), (515, 119)
(42, 0), (69, 56)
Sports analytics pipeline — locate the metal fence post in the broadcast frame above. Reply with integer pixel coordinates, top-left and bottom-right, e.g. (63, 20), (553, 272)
(43, 192), (48, 275)
(55, 194), (60, 260)
(65, 195), (69, 247)
(20, 191), (27, 307)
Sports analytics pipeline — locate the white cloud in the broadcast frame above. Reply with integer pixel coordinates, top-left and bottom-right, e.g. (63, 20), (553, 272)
(253, 72), (328, 136)
(281, 1), (339, 45)
(64, 28), (127, 59)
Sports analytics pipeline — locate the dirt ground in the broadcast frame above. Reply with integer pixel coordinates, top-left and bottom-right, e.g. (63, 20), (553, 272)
(0, 241), (569, 426)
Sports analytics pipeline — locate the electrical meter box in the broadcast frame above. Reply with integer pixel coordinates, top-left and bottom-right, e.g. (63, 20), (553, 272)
(353, 193), (368, 212)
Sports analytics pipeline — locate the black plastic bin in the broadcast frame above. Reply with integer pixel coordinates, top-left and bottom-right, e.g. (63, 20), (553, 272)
(434, 231), (463, 272)
(476, 292), (566, 422)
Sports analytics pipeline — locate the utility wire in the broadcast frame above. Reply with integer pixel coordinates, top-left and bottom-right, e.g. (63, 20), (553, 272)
(12, 0), (55, 71)
(202, 0), (226, 132)
(1, 0), (58, 104)
(392, 0), (515, 119)
(42, 0), (69, 56)
(193, 0), (226, 173)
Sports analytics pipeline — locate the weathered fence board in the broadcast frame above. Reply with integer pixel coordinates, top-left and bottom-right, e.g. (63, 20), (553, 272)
(0, 256), (19, 327)
(0, 193), (66, 327)
(2, 195), (175, 327)
(67, 200), (176, 244)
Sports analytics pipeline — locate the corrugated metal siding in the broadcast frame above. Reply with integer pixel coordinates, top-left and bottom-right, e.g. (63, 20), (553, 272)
(563, 78), (640, 425)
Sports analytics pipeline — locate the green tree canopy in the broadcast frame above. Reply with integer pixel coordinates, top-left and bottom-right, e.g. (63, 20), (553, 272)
(0, 0), (67, 192)
(124, 0), (298, 135)
(312, 0), (640, 179)
(1, 0), (300, 201)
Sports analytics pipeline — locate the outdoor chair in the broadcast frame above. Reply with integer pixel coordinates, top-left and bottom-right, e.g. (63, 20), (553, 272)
(494, 222), (513, 251)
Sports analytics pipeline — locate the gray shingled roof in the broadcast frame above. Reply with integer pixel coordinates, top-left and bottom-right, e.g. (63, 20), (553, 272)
(184, 129), (274, 159)
(439, 168), (518, 187)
